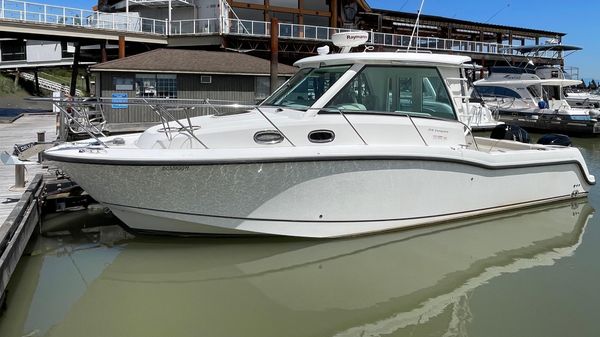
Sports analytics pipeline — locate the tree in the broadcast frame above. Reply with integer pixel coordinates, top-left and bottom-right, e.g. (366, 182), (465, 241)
(589, 79), (598, 90)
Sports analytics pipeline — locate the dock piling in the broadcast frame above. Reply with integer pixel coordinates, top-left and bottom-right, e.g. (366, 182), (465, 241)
(14, 165), (25, 189)
(37, 131), (45, 163)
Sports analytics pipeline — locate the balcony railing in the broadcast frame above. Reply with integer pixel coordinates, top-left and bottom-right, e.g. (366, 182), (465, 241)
(168, 18), (518, 57)
(0, 0), (555, 59)
(0, 0), (167, 34)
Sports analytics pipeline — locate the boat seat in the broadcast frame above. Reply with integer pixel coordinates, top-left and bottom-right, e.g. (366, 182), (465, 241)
(423, 102), (455, 119)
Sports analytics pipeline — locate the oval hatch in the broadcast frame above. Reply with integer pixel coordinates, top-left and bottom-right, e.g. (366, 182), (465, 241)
(308, 129), (335, 143)
(254, 130), (284, 144)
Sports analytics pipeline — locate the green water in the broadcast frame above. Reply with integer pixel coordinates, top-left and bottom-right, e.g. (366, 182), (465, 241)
(1, 136), (600, 337)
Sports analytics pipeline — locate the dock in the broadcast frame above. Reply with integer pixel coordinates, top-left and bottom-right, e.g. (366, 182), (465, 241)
(0, 113), (55, 306)
(0, 114), (55, 223)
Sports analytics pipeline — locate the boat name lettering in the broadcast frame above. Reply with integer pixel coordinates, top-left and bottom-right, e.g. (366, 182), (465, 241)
(428, 128), (449, 134)
(162, 166), (190, 171)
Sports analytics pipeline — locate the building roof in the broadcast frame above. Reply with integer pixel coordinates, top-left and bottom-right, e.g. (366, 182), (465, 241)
(90, 49), (298, 75)
(371, 8), (565, 37)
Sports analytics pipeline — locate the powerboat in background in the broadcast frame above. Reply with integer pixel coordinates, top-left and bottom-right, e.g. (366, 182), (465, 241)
(43, 33), (595, 237)
(565, 87), (600, 109)
(474, 66), (600, 134)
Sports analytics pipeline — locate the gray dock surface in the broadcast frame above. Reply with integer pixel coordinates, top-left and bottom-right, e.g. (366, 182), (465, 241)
(0, 114), (56, 224)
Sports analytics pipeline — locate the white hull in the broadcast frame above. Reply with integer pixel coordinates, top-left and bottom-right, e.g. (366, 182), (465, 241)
(55, 152), (592, 238)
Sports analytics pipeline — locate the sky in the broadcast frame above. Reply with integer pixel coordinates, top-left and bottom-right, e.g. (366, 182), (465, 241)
(38, 0), (600, 80)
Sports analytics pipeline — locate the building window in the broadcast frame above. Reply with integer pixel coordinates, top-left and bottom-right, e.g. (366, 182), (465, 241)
(0, 40), (26, 61)
(303, 14), (329, 27)
(303, 0), (329, 11)
(270, 0), (298, 7)
(200, 75), (212, 84)
(237, 0), (265, 4)
(135, 74), (177, 98)
(112, 76), (134, 91)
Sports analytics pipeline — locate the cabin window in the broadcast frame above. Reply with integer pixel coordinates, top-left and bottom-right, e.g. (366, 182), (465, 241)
(542, 85), (562, 100)
(135, 74), (177, 98)
(475, 86), (521, 99)
(325, 65), (455, 119)
(263, 65), (350, 110)
(527, 85), (541, 98)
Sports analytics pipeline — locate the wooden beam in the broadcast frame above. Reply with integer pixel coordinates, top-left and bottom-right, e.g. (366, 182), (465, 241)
(270, 17), (279, 94)
(118, 36), (125, 59)
(330, 0), (337, 27)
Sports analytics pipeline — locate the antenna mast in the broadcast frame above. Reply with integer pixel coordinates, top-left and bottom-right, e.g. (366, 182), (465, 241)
(407, 0), (425, 53)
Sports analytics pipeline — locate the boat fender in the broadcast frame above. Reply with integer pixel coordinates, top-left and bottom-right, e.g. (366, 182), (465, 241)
(537, 134), (572, 147)
(490, 124), (530, 144)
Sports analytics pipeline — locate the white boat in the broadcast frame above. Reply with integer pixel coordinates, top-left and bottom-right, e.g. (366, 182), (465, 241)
(44, 33), (595, 238)
(566, 88), (600, 109)
(474, 66), (600, 134)
(456, 63), (503, 131)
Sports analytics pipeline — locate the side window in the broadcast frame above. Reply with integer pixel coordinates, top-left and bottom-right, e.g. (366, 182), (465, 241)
(264, 66), (350, 110)
(325, 66), (455, 119)
(476, 86), (521, 99)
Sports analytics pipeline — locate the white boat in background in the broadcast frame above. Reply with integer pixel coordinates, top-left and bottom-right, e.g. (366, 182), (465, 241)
(455, 63), (503, 131)
(474, 66), (600, 134)
(566, 88), (600, 109)
(43, 33), (595, 238)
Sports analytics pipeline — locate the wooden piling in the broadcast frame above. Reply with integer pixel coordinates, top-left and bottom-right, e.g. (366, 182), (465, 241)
(270, 18), (279, 94)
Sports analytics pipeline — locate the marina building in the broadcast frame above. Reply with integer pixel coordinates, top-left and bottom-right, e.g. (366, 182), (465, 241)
(90, 48), (296, 132)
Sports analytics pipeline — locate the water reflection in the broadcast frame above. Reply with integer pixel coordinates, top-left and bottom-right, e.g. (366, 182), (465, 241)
(0, 200), (592, 337)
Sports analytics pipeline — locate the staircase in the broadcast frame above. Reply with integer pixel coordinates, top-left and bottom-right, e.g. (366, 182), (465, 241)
(19, 73), (84, 96)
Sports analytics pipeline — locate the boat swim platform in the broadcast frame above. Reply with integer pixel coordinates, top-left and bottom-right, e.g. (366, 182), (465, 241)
(0, 114), (55, 307)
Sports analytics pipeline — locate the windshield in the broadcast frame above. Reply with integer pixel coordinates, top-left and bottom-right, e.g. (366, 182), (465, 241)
(263, 65), (351, 110)
(325, 65), (456, 119)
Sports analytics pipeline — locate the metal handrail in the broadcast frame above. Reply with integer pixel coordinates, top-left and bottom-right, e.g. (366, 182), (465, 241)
(0, 0), (167, 35)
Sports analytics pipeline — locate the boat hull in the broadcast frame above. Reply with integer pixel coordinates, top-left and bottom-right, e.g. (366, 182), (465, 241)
(54, 158), (591, 238)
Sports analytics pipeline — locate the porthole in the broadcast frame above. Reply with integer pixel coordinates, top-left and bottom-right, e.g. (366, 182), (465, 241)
(254, 130), (284, 144)
(308, 129), (335, 143)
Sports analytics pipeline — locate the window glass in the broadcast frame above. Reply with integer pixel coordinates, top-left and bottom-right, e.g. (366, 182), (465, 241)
(270, 0), (298, 7)
(476, 86), (521, 98)
(303, 0), (329, 11)
(0, 40), (26, 61)
(135, 74), (177, 98)
(233, 8), (264, 21)
(112, 76), (134, 90)
(303, 14), (329, 27)
(527, 85), (540, 98)
(235, 0), (264, 4)
(325, 66), (456, 119)
(263, 66), (350, 110)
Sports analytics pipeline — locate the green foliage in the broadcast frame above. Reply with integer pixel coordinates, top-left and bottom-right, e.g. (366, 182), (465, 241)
(0, 74), (17, 95)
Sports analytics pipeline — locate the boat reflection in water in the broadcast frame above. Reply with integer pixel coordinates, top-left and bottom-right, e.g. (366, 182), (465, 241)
(0, 200), (593, 337)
